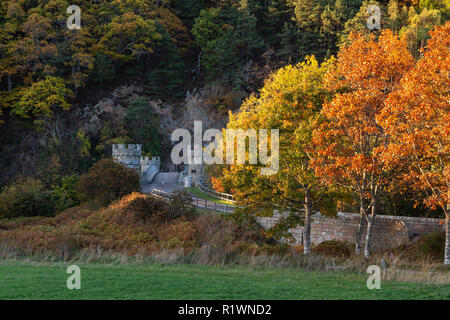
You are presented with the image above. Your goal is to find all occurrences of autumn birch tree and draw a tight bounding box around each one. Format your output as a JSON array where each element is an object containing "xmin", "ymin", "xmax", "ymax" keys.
[
  {"xmin": 222, "ymin": 56, "xmax": 336, "ymax": 254},
  {"xmin": 312, "ymin": 30, "xmax": 414, "ymax": 258}
]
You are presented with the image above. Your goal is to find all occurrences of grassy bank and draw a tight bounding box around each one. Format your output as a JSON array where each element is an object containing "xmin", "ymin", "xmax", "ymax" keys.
[
  {"xmin": 0, "ymin": 261, "xmax": 448, "ymax": 300},
  {"xmin": 186, "ymin": 187, "xmax": 234, "ymax": 205}
]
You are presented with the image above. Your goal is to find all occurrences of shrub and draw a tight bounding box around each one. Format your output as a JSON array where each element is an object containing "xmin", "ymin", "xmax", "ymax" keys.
[
  {"xmin": 51, "ymin": 174, "xmax": 80, "ymax": 212},
  {"xmin": 0, "ymin": 177, "xmax": 54, "ymax": 218},
  {"xmin": 162, "ymin": 220, "xmax": 196, "ymax": 249},
  {"xmin": 125, "ymin": 191, "xmax": 192, "ymax": 223},
  {"xmin": 125, "ymin": 195, "xmax": 170, "ymax": 223},
  {"xmin": 77, "ymin": 158, "xmax": 140, "ymax": 206},
  {"xmin": 313, "ymin": 240, "xmax": 351, "ymax": 258},
  {"xmin": 416, "ymin": 231, "xmax": 445, "ymax": 260},
  {"xmin": 0, "ymin": 193, "xmax": 274, "ymax": 259},
  {"xmin": 169, "ymin": 189, "xmax": 194, "ymax": 216}
]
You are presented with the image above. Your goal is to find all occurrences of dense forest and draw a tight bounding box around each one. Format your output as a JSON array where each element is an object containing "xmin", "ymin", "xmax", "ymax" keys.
[{"xmin": 0, "ymin": 0, "xmax": 448, "ymax": 217}]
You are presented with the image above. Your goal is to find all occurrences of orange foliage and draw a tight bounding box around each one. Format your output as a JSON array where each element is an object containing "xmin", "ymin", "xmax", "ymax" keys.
[
  {"xmin": 378, "ymin": 22, "xmax": 450, "ymax": 216},
  {"xmin": 312, "ymin": 31, "xmax": 414, "ymax": 199},
  {"xmin": 211, "ymin": 176, "xmax": 225, "ymax": 193},
  {"xmin": 312, "ymin": 31, "xmax": 415, "ymax": 257}
]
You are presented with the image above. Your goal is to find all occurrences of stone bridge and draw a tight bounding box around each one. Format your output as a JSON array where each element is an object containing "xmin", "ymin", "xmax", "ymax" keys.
[{"xmin": 141, "ymin": 172, "xmax": 182, "ymax": 194}]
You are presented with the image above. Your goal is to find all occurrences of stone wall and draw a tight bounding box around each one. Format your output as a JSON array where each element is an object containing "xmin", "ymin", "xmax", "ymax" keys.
[
  {"xmin": 112, "ymin": 144, "xmax": 161, "ymax": 183},
  {"xmin": 140, "ymin": 156, "xmax": 161, "ymax": 175},
  {"xmin": 257, "ymin": 212, "xmax": 445, "ymax": 252},
  {"xmin": 112, "ymin": 144, "xmax": 141, "ymax": 171}
]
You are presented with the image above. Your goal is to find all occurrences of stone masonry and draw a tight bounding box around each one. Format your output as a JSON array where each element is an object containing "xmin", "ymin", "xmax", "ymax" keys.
[
  {"xmin": 257, "ymin": 211, "xmax": 445, "ymax": 251},
  {"xmin": 112, "ymin": 144, "xmax": 160, "ymax": 183}
]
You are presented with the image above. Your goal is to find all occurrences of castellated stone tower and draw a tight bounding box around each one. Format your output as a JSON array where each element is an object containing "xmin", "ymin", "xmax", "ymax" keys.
[
  {"xmin": 112, "ymin": 144, "xmax": 142, "ymax": 172},
  {"xmin": 112, "ymin": 144, "xmax": 161, "ymax": 183},
  {"xmin": 140, "ymin": 156, "xmax": 160, "ymax": 176}
]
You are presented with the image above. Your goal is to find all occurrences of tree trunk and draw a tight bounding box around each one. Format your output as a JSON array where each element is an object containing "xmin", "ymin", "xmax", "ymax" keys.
[
  {"xmin": 445, "ymin": 196, "xmax": 449, "ymax": 265},
  {"xmin": 355, "ymin": 196, "xmax": 365, "ymax": 255},
  {"xmin": 355, "ymin": 215, "xmax": 364, "ymax": 255},
  {"xmin": 364, "ymin": 218, "xmax": 373, "ymax": 259},
  {"xmin": 445, "ymin": 215, "xmax": 449, "ymax": 265},
  {"xmin": 364, "ymin": 199, "xmax": 376, "ymax": 259},
  {"xmin": 7, "ymin": 74, "xmax": 12, "ymax": 91},
  {"xmin": 197, "ymin": 52, "xmax": 202, "ymax": 74},
  {"xmin": 303, "ymin": 191, "xmax": 312, "ymax": 255}
]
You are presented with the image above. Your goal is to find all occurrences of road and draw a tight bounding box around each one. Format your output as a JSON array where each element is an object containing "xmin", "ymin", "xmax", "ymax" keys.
[{"xmin": 141, "ymin": 172, "xmax": 182, "ymax": 194}]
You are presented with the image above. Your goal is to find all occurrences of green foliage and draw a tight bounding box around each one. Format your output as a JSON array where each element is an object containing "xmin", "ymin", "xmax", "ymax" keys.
[
  {"xmin": 416, "ymin": 232, "xmax": 445, "ymax": 260},
  {"xmin": 77, "ymin": 158, "xmax": 140, "ymax": 206},
  {"xmin": 51, "ymin": 174, "xmax": 80, "ymax": 212},
  {"xmin": 202, "ymin": 27, "xmax": 242, "ymax": 83},
  {"xmin": 171, "ymin": 0, "xmax": 206, "ymax": 29},
  {"xmin": 169, "ymin": 189, "xmax": 194, "ymax": 215},
  {"xmin": 192, "ymin": 8, "xmax": 223, "ymax": 49},
  {"xmin": 400, "ymin": 7, "xmax": 442, "ymax": 57},
  {"xmin": 94, "ymin": 119, "xmax": 130, "ymax": 158},
  {"xmin": 76, "ymin": 129, "xmax": 91, "ymax": 157},
  {"xmin": 124, "ymin": 98, "xmax": 162, "ymax": 156},
  {"xmin": 386, "ymin": 0, "xmax": 409, "ymax": 32},
  {"xmin": 91, "ymin": 53, "xmax": 116, "ymax": 88},
  {"xmin": 96, "ymin": 12, "xmax": 162, "ymax": 63},
  {"xmin": 0, "ymin": 177, "xmax": 54, "ymax": 218},
  {"xmin": 12, "ymin": 76, "xmax": 72, "ymax": 119},
  {"xmin": 144, "ymin": 25, "xmax": 185, "ymax": 98},
  {"xmin": 418, "ymin": 0, "xmax": 450, "ymax": 20},
  {"xmin": 338, "ymin": 0, "xmax": 383, "ymax": 48},
  {"xmin": 192, "ymin": 2, "xmax": 264, "ymax": 84},
  {"xmin": 223, "ymin": 55, "xmax": 337, "ymax": 238}
]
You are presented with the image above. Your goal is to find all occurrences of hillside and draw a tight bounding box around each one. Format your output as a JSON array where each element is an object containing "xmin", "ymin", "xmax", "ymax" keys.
[{"xmin": 1, "ymin": 0, "xmax": 448, "ymax": 186}]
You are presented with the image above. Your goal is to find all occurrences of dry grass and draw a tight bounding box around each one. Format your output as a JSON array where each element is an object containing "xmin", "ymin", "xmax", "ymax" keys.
[
  {"xmin": 0, "ymin": 193, "xmax": 448, "ymax": 284},
  {"xmin": 0, "ymin": 193, "xmax": 271, "ymax": 260}
]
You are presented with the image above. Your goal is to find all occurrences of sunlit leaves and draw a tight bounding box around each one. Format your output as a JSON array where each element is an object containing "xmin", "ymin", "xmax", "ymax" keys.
[
  {"xmin": 221, "ymin": 56, "xmax": 336, "ymax": 238},
  {"xmin": 97, "ymin": 12, "xmax": 162, "ymax": 62},
  {"xmin": 13, "ymin": 76, "xmax": 73, "ymax": 119},
  {"xmin": 379, "ymin": 22, "xmax": 450, "ymax": 215},
  {"xmin": 312, "ymin": 31, "xmax": 414, "ymax": 206}
]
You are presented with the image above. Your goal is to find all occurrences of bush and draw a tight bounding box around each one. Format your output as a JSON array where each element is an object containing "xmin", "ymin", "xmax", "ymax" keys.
[
  {"xmin": 313, "ymin": 240, "xmax": 351, "ymax": 258},
  {"xmin": 169, "ymin": 189, "xmax": 194, "ymax": 216},
  {"xmin": 0, "ymin": 192, "xmax": 277, "ymax": 259},
  {"xmin": 125, "ymin": 195, "xmax": 171, "ymax": 223},
  {"xmin": 77, "ymin": 158, "xmax": 140, "ymax": 206},
  {"xmin": 51, "ymin": 174, "xmax": 80, "ymax": 212},
  {"xmin": 0, "ymin": 177, "xmax": 54, "ymax": 218},
  {"xmin": 125, "ymin": 191, "xmax": 192, "ymax": 223},
  {"xmin": 417, "ymin": 232, "xmax": 445, "ymax": 260}
]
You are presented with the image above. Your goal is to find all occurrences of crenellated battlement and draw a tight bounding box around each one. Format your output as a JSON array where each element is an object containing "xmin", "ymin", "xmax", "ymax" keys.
[
  {"xmin": 112, "ymin": 144, "xmax": 142, "ymax": 160},
  {"xmin": 112, "ymin": 144, "xmax": 160, "ymax": 181},
  {"xmin": 140, "ymin": 156, "xmax": 160, "ymax": 176},
  {"xmin": 140, "ymin": 156, "xmax": 160, "ymax": 166},
  {"xmin": 112, "ymin": 144, "xmax": 142, "ymax": 171}
]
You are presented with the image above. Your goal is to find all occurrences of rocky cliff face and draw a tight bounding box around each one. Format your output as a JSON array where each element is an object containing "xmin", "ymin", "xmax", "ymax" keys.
[
  {"xmin": 79, "ymin": 83, "xmax": 241, "ymax": 136},
  {"xmin": 79, "ymin": 83, "xmax": 244, "ymax": 170}
]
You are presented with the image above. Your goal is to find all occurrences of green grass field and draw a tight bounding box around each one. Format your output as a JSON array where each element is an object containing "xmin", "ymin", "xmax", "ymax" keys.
[
  {"xmin": 186, "ymin": 187, "xmax": 234, "ymax": 205},
  {"xmin": 0, "ymin": 262, "xmax": 448, "ymax": 300}
]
